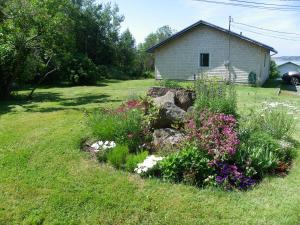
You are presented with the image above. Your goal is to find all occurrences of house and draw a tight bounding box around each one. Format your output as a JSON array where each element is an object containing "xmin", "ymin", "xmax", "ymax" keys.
[
  {"xmin": 277, "ymin": 61, "xmax": 300, "ymax": 76},
  {"xmin": 148, "ymin": 20, "xmax": 277, "ymax": 86}
]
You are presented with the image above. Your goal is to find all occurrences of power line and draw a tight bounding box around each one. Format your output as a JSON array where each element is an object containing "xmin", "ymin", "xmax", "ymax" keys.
[
  {"xmin": 229, "ymin": 0, "xmax": 300, "ymax": 8},
  {"xmin": 193, "ymin": 0, "xmax": 300, "ymax": 11},
  {"xmin": 232, "ymin": 25, "xmax": 300, "ymax": 41},
  {"xmin": 232, "ymin": 21, "xmax": 300, "ymax": 36}
]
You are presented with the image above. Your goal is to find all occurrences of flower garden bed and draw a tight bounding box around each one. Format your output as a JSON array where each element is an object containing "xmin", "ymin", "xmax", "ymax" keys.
[{"xmin": 83, "ymin": 79, "xmax": 297, "ymax": 190}]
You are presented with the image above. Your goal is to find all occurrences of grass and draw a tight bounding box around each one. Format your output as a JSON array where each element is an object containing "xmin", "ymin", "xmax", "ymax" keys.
[{"xmin": 0, "ymin": 79, "xmax": 300, "ymax": 224}]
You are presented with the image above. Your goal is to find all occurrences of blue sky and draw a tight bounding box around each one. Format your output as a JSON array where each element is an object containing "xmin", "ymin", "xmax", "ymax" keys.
[{"xmin": 99, "ymin": 0, "xmax": 300, "ymax": 56}]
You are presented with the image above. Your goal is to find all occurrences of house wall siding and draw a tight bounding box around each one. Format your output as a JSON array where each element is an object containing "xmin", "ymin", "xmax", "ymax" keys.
[{"xmin": 154, "ymin": 25, "xmax": 270, "ymax": 85}]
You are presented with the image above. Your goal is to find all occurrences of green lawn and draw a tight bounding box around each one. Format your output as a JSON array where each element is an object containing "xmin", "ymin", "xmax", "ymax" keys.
[{"xmin": 0, "ymin": 79, "xmax": 300, "ymax": 225}]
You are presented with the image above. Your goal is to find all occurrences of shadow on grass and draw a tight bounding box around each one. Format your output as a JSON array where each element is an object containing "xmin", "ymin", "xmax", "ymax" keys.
[
  {"xmin": 0, "ymin": 91, "xmax": 121, "ymax": 115},
  {"xmin": 263, "ymin": 79, "xmax": 282, "ymax": 88}
]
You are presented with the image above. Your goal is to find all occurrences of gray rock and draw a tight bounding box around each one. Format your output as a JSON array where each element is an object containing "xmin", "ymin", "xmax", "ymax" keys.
[
  {"xmin": 153, "ymin": 91, "xmax": 175, "ymax": 107},
  {"xmin": 175, "ymin": 89, "xmax": 195, "ymax": 111},
  {"xmin": 148, "ymin": 87, "xmax": 196, "ymax": 111},
  {"xmin": 152, "ymin": 102, "xmax": 187, "ymax": 128},
  {"xmin": 147, "ymin": 87, "xmax": 174, "ymax": 98},
  {"xmin": 153, "ymin": 128, "xmax": 184, "ymax": 150},
  {"xmin": 162, "ymin": 102, "xmax": 186, "ymax": 122}
]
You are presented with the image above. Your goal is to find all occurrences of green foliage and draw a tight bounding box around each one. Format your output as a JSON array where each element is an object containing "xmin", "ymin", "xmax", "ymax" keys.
[
  {"xmin": 89, "ymin": 109, "xmax": 145, "ymax": 153},
  {"xmin": 89, "ymin": 111, "xmax": 120, "ymax": 141},
  {"xmin": 261, "ymin": 108, "xmax": 296, "ymax": 139},
  {"xmin": 0, "ymin": 0, "xmax": 154, "ymax": 99},
  {"xmin": 237, "ymin": 131, "xmax": 280, "ymax": 177},
  {"xmin": 96, "ymin": 150, "xmax": 108, "ymax": 163},
  {"xmin": 125, "ymin": 151, "xmax": 148, "ymax": 172},
  {"xmin": 158, "ymin": 80, "xmax": 182, "ymax": 89},
  {"xmin": 137, "ymin": 25, "xmax": 175, "ymax": 72},
  {"xmin": 269, "ymin": 60, "xmax": 280, "ymax": 79},
  {"xmin": 244, "ymin": 131, "xmax": 280, "ymax": 151},
  {"xmin": 235, "ymin": 145, "xmax": 279, "ymax": 177},
  {"xmin": 194, "ymin": 77, "xmax": 237, "ymax": 116},
  {"xmin": 241, "ymin": 107, "xmax": 296, "ymax": 140},
  {"xmin": 159, "ymin": 145, "xmax": 213, "ymax": 186},
  {"xmin": 69, "ymin": 55, "xmax": 100, "ymax": 85},
  {"xmin": 107, "ymin": 145, "xmax": 129, "ymax": 169}
]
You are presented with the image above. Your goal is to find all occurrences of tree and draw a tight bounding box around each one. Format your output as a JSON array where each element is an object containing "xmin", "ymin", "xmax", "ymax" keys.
[
  {"xmin": 0, "ymin": 0, "xmax": 73, "ymax": 99},
  {"xmin": 269, "ymin": 60, "xmax": 280, "ymax": 79},
  {"xmin": 137, "ymin": 25, "xmax": 176, "ymax": 72}
]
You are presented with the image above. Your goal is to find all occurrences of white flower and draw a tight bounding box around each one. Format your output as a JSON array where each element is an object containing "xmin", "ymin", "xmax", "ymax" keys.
[
  {"xmin": 90, "ymin": 140, "xmax": 116, "ymax": 151},
  {"xmin": 134, "ymin": 155, "xmax": 164, "ymax": 174},
  {"xmin": 91, "ymin": 143, "xmax": 99, "ymax": 149}
]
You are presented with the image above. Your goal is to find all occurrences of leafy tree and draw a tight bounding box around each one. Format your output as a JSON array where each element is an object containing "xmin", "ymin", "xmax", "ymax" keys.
[
  {"xmin": 137, "ymin": 25, "xmax": 176, "ymax": 72},
  {"xmin": 269, "ymin": 60, "xmax": 280, "ymax": 79}
]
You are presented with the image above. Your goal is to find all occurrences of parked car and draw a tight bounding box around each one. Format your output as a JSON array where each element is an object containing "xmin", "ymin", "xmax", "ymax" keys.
[{"xmin": 282, "ymin": 71, "xmax": 300, "ymax": 85}]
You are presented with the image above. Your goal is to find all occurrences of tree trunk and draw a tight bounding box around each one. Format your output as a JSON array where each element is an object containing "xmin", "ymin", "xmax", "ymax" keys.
[{"xmin": 27, "ymin": 68, "xmax": 57, "ymax": 100}]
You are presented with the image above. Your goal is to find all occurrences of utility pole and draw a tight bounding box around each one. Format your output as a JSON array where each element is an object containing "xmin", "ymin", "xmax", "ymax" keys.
[{"xmin": 228, "ymin": 16, "xmax": 233, "ymax": 82}]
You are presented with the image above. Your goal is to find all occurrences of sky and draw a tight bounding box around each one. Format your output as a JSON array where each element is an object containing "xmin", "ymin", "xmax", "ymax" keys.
[{"xmin": 99, "ymin": 0, "xmax": 300, "ymax": 56}]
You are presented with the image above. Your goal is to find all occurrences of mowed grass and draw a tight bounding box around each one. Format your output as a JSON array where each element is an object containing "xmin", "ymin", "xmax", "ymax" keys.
[{"xmin": 0, "ymin": 79, "xmax": 300, "ymax": 225}]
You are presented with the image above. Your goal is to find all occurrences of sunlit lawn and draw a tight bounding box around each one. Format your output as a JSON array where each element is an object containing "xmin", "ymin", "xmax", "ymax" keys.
[{"xmin": 0, "ymin": 79, "xmax": 299, "ymax": 224}]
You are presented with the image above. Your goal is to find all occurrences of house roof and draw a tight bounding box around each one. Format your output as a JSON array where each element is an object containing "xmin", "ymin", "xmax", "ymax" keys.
[
  {"xmin": 147, "ymin": 20, "xmax": 277, "ymax": 54},
  {"xmin": 277, "ymin": 61, "xmax": 300, "ymax": 67}
]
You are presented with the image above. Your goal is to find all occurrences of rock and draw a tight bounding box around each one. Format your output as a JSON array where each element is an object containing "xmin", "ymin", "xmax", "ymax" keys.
[
  {"xmin": 187, "ymin": 106, "xmax": 195, "ymax": 114},
  {"xmin": 148, "ymin": 87, "xmax": 196, "ymax": 111},
  {"xmin": 153, "ymin": 102, "xmax": 186, "ymax": 128},
  {"xmin": 153, "ymin": 128, "xmax": 184, "ymax": 150},
  {"xmin": 162, "ymin": 102, "xmax": 186, "ymax": 122},
  {"xmin": 147, "ymin": 87, "xmax": 174, "ymax": 98},
  {"xmin": 153, "ymin": 91, "xmax": 175, "ymax": 107},
  {"xmin": 175, "ymin": 89, "xmax": 196, "ymax": 111}
]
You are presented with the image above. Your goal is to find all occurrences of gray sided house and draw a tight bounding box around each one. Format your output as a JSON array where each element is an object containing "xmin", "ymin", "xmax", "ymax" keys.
[
  {"xmin": 277, "ymin": 62, "xmax": 300, "ymax": 76},
  {"xmin": 148, "ymin": 20, "xmax": 277, "ymax": 86}
]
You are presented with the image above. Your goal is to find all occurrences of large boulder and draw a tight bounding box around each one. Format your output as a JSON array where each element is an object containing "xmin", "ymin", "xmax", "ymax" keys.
[
  {"xmin": 148, "ymin": 86, "xmax": 196, "ymax": 111},
  {"xmin": 175, "ymin": 89, "xmax": 196, "ymax": 111},
  {"xmin": 153, "ymin": 128, "xmax": 184, "ymax": 150},
  {"xmin": 153, "ymin": 91, "xmax": 175, "ymax": 107},
  {"xmin": 147, "ymin": 87, "xmax": 173, "ymax": 98},
  {"xmin": 153, "ymin": 102, "xmax": 186, "ymax": 128},
  {"xmin": 162, "ymin": 102, "xmax": 186, "ymax": 122}
]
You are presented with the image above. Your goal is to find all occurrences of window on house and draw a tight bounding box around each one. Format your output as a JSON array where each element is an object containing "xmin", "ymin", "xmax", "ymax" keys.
[
  {"xmin": 264, "ymin": 54, "xmax": 267, "ymax": 67},
  {"xmin": 200, "ymin": 53, "xmax": 209, "ymax": 67}
]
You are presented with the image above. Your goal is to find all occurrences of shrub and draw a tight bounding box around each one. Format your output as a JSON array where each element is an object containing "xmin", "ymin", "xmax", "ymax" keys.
[
  {"xmin": 187, "ymin": 111, "xmax": 239, "ymax": 160},
  {"xmin": 159, "ymin": 79, "xmax": 182, "ymax": 89},
  {"xmin": 125, "ymin": 151, "xmax": 148, "ymax": 172},
  {"xmin": 194, "ymin": 77, "xmax": 237, "ymax": 116},
  {"xmin": 107, "ymin": 145, "xmax": 129, "ymax": 169},
  {"xmin": 159, "ymin": 145, "xmax": 213, "ymax": 186},
  {"xmin": 116, "ymin": 109, "xmax": 147, "ymax": 152},
  {"xmin": 89, "ymin": 108, "xmax": 147, "ymax": 153},
  {"xmin": 259, "ymin": 107, "xmax": 295, "ymax": 139},
  {"xmin": 244, "ymin": 131, "xmax": 280, "ymax": 152},
  {"xmin": 269, "ymin": 60, "xmax": 280, "ymax": 79},
  {"xmin": 235, "ymin": 146, "xmax": 279, "ymax": 177},
  {"xmin": 241, "ymin": 105, "xmax": 296, "ymax": 140},
  {"xmin": 69, "ymin": 55, "xmax": 100, "ymax": 85},
  {"xmin": 209, "ymin": 161, "xmax": 257, "ymax": 190},
  {"xmin": 89, "ymin": 111, "xmax": 120, "ymax": 141},
  {"xmin": 97, "ymin": 150, "xmax": 108, "ymax": 163}
]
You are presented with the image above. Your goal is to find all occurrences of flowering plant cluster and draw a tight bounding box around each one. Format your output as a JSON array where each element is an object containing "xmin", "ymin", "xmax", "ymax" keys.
[
  {"xmin": 134, "ymin": 155, "xmax": 164, "ymax": 174},
  {"xmin": 116, "ymin": 100, "xmax": 145, "ymax": 113},
  {"xmin": 209, "ymin": 161, "xmax": 256, "ymax": 190},
  {"xmin": 187, "ymin": 111, "xmax": 239, "ymax": 159}
]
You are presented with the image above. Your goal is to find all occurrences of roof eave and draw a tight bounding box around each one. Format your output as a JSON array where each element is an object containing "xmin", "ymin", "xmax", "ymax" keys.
[{"xmin": 147, "ymin": 20, "xmax": 277, "ymax": 54}]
